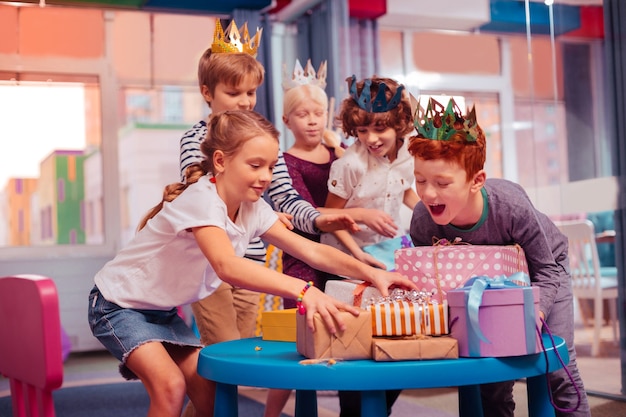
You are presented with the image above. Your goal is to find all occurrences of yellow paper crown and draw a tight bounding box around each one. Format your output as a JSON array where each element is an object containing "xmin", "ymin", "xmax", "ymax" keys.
[
  {"xmin": 211, "ymin": 19, "xmax": 263, "ymax": 58},
  {"xmin": 282, "ymin": 59, "xmax": 328, "ymax": 91}
]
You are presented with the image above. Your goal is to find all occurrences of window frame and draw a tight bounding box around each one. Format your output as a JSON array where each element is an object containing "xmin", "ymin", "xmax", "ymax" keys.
[{"xmin": 0, "ymin": 52, "xmax": 121, "ymax": 260}]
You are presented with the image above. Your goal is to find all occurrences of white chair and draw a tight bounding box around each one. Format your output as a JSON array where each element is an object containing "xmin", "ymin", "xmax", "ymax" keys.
[{"xmin": 555, "ymin": 219, "xmax": 618, "ymax": 356}]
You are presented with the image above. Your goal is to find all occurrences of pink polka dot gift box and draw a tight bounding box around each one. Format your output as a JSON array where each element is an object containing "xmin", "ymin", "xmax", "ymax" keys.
[{"xmin": 394, "ymin": 242, "xmax": 529, "ymax": 301}]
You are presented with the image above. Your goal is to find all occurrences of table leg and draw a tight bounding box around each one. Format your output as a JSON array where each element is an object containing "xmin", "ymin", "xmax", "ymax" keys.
[
  {"xmin": 295, "ymin": 390, "xmax": 317, "ymax": 417},
  {"xmin": 214, "ymin": 382, "xmax": 238, "ymax": 417},
  {"xmin": 360, "ymin": 390, "xmax": 387, "ymax": 417},
  {"xmin": 458, "ymin": 385, "xmax": 484, "ymax": 417},
  {"xmin": 527, "ymin": 375, "xmax": 556, "ymax": 417}
]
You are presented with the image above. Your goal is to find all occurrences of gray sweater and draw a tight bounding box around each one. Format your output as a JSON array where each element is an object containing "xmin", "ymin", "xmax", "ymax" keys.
[{"xmin": 409, "ymin": 178, "xmax": 570, "ymax": 317}]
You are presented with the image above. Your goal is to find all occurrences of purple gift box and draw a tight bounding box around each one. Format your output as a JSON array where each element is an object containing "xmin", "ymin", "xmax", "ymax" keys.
[{"xmin": 448, "ymin": 281, "xmax": 541, "ymax": 357}]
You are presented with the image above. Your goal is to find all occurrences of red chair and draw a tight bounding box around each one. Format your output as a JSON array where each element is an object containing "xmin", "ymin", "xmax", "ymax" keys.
[{"xmin": 0, "ymin": 275, "xmax": 64, "ymax": 417}]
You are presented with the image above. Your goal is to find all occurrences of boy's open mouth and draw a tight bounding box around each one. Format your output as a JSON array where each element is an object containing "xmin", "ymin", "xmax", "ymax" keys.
[{"xmin": 429, "ymin": 204, "xmax": 445, "ymax": 215}]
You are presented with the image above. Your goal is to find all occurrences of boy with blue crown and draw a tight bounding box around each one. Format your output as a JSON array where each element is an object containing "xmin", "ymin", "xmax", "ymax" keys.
[
  {"xmin": 323, "ymin": 75, "xmax": 419, "ymax": 268},
  {"xmin": 323, "ymin": 75, "xmax": 420, "ymax": 417},
  {"xmin": 408, "ymin": 97, "xmax": 590, "ymax": 416}
]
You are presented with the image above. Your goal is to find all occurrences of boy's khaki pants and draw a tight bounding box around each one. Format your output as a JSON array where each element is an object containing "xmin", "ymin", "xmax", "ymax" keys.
[{"xmin": 191, "ymin": 281, "xmax": 260, "ymax": 345}]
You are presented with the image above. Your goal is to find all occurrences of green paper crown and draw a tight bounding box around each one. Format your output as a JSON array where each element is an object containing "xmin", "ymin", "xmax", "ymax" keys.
[
  {"xmin": 413, "ymin": 97, "xmax": 479, "ymax": 142},
  {"xmin": 347, "ymin": 75, "xmax": 405, "ymax": 113}
]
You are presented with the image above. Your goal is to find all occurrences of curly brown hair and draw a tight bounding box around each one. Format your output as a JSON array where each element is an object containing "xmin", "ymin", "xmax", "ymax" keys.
[{"xmin": 339, "ymin": 76, "xmax": 413, "ymax": 139}]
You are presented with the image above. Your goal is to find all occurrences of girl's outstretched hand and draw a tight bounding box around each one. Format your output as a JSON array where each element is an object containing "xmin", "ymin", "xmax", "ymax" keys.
[
  {"xmin": 301, "ymin": 287, "xmax": 361, "ymax": 334},
  {"xmin": 367, "ymin": 269, "xmax": 418, "ymax": 298}
]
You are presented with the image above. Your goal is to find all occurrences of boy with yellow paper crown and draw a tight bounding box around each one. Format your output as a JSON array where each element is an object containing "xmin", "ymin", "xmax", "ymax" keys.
[
  {"xmin": 408, "ymin": 97, "xmax": 589, "ymax": 416},
  {"xmin": 179, "ymin": 19, "xmax": 359, "ymax": 348},
  {"xmin": 179, "ymin": 19, "xmax": 361, "ymax": 417}
]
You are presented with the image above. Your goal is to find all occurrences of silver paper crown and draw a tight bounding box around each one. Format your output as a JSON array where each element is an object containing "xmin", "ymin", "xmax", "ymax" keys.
[{"xmin": 282, "ymin": 59, "xmax": 328, "ymax": 91}]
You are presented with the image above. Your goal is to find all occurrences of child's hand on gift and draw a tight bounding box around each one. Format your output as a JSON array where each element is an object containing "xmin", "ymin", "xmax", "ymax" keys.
[
  {"xmin": 367, "ymin": 269, "xmax": 418, "ymax": 297},
  {"xmin": 301, "ymin": 287, "xmax": 361, "ymax": 334}
]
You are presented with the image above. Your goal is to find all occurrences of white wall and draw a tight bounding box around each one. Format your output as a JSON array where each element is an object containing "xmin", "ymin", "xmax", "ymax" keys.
[
  {"xmin": 527, "ymin": 176, "xmax": 618, "ymax": 216},
  {"xmin": 118, "ymin": 125, "xmax": 186, "ymax": 245}
]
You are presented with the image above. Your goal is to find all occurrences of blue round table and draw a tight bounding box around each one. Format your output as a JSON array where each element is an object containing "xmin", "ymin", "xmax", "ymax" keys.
[{"xmin": 197, "ymin": 335, "xmax": 568, "ymax": 417}]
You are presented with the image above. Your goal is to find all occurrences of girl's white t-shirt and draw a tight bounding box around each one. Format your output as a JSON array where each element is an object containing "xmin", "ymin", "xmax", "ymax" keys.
[
  {"xmin": 322, "ymin": 139, "xmax": 414, "ymax": 251},
  {"xmin": 95, "ymin": 175, "xmax": 278, "ymax": 310}
]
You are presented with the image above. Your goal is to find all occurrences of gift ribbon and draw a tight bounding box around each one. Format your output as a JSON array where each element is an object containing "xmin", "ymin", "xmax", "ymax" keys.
[
  {"xmin": 352, "ymin": 281, "xmax": 372, "ymax": 307},
  {"xmin": 431, "ymin": 236, "xmax": 466, "ymax": 246},
  {"xmin": 430, "ymin": 236, "xmax": 470, "ymax": 303},
  {"xmin": 462, "ymin": 272, "xmax": 535, "ymax": 356},
  {"xmin": 511, "ymin": 243, "xmax": 527, "ymax": 273}
]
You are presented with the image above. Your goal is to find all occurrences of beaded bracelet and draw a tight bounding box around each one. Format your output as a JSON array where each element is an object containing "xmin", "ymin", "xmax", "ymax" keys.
[{"xmin": 296, "ymin": 281, "xmax": 314, "ymax": 315}]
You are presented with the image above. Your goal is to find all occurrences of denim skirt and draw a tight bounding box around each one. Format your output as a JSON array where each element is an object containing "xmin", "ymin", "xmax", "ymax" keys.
[{"xmin": 88, "ymin": 285, "xmax": 202, "ymax": 379}]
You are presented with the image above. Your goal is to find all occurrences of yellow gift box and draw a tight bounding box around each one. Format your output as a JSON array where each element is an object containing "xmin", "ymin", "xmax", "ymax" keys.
[
  {"xmin": 370, "ymin": 301, "xmax": 449, "ymax": 337},
  {"xmin": 261, "ymin": 308, "xmax": 297, "ymax": 342}
]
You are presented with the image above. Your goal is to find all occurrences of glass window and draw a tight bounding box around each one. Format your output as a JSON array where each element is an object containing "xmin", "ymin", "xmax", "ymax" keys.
[
  {"xmin": 379, "ymin": 1, "xmax": 619, "ymax": 397},
  {"xmin": 0, "ymin": 78, "xmax": 101, "ymax": 247}
]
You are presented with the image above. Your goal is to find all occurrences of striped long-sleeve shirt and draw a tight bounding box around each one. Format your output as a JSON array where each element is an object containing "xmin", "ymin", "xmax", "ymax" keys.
[{"xmin": 179, "ymin": 120, "xmax": 321, "ymax": 261}]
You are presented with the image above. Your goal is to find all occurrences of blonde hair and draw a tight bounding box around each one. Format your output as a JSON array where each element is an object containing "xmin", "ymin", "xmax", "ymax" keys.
[
  {"xmin": 282, "ymin": 84, "xmax": 328, "ymax": 117},
  {"xmin": 137, "ymin": 110, "xmax": 279, "ymax": 230},
  {"xmin": 197, "ymin": 50, "xmax": 265, "ymax": 98}
]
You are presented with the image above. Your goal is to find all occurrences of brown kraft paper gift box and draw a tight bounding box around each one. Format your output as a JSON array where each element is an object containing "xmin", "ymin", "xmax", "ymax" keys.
[
  {"xmin": 296, "ymin": 310, "xmax": 372, "ymax": 360},
  {"xmin": 372, "ymin": 335, "xmax": 459, "ymax": 361}
]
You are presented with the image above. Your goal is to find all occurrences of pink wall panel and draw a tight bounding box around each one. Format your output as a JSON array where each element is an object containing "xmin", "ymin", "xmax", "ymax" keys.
[
  {"xmin": 379, "ymin": 30, "xmax": 404, "ymax": 76},
  {"xmin": 153, "ymin": 14, "xmax": 215, "ymax": 85},
  {"xmin": 19, "ymin": 7, "xmax": 103, "ymax": 58},
  {"xmin": 112, "ymin": 11, "xmax": 151, "ymax": 83},
  {"xmin": 411, "ymin": 32, "xmax": 500, "ymax": 75},
  {"xmin": 510, "ymin": 36, "xmax": 563, "ymax": 100},
  {"xmin": 0, "ymin": 6, "xmax": 18, "ymax": 54}
]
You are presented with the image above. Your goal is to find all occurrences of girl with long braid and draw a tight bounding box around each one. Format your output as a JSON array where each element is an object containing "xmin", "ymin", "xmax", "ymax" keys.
[{"xmin": 88, "ymin": 109, "xmax": 416, "ymax": 417}]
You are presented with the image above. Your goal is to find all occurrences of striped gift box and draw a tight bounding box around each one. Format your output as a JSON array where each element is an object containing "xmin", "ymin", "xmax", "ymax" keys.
[{"xmin": 370, "ymin": 301, "xmax": 449, "ymax": 337}]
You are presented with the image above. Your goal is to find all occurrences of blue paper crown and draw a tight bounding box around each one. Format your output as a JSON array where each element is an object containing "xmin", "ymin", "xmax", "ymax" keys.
[{"xmin": 347, "ymin": 75, "xmax": 405, "ymax": 113}]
